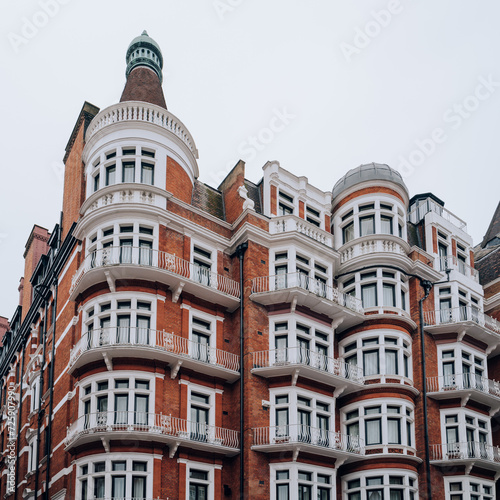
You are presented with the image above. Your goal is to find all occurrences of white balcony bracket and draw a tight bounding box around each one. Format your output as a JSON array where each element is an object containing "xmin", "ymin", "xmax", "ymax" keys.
[
  {"xmin": 104, "ymin": 271, "xmax": 116, "ymax": 293},
  {"xmin": 101, "ymin": 437, "xmax": 110, "ymax": 453},
  {"xmin": 465, "ymin": 462, "xmax": 474, "ymax": 475},
  {"xmin": 334, "ymin": 386, "xmax": 346, "ymax": 398},
  {"xmin": 331, "ymin": 317, "xmax": 344, "ymax": 331},
  {"xmin": 457, "ymin": 329, "xmax": 466, "ymax": 343},
  {"xmin": 487, "ymin": 343, "xmax": 499, "ymax": 356},
  {"xmin": 169, "ymin": 441, "xmax": 180, "ymax": 459},
  {"xmin": 102, "ymin": 353, "xmax": 113, "ymax": 371},
  {"xmin": 292, "ymin": 447, "xmax": 300, "ymax": 462},
  {"xmin": 291, "ymin": 296, "xmax": 298, "ymax": 313},
  {"xmin": 172, "ymin": 282, "xmax": 185, "ymax": 303},
  {"xmin": 460, "ymin": 394, "xmax": 471, "ymax": 407},
  {"xmin": 171, "ymin": 360, "xmax": 183, "ymax": 379},
  {"xmin": 489, "ymin": 405, "xmax": 500, "ymax": 417},
  {"xmin": 495, "ymin": 470, "xmax": 500, "ymax": 481},
  {"xmin": 335, "ymin": 458, "xmax": 347, "ymax": 468},
  {"xmin": 291, "ymin": 369, "xmax": 300, "ymax": 386}
]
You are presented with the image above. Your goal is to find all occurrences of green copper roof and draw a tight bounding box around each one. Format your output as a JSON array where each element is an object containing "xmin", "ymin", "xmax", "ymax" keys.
[{"xmin": 126, "ymin": 30, "xmax": 164, "ymax": 83}]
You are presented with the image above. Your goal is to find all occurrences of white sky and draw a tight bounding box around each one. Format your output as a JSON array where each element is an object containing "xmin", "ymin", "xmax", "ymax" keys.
[{"xmin": 1, "ymin": 0, "xmax": 499, "ymax": 320}]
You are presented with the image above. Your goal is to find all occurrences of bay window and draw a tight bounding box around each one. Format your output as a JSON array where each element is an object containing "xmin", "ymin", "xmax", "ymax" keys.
[
  {"xmin": 344, "ymin": 471, "xmax": 418, "ymax": 500},
  {"xmin": 271, "ymin": 464, "xmax": 334, "ymax": 500}
]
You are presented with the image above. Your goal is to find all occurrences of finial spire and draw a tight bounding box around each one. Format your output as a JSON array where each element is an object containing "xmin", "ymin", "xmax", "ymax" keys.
[{"xmin": 120, "ymin": 31, "xmax": 167, "ymax": 109}]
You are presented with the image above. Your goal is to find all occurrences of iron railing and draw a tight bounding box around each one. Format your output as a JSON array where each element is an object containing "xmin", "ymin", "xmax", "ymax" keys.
[
  {"xmin": 430, "ymin": 442, "xmax": 500, "ymax": 463},
  {"xmin": 427, "ymin": 373, "xmax": 500, "ymax": 397},
  {"xmin": 69, "ymin": 327, "xmax": 239, "ymax": 372},
  {"xmin": 251, "ymin": 272, "xmax": 363, "ymax": 313},
  {"xmin": 252, "ymin": 424, "xmax": 364, "ymax": 454},
  {"xmin": 252, "ymin": 347, "xmax": 363, "ymax": 384},
  {"xmin": 438, "ymin": 256, "xmax": 478, "ymax": 282},
  {"xmin": 423, "ymin": 307, "xmax": 500, "ymax": 334},
  {"xmin": 65, "ymin": 411, "xmax": 239, "ymax": 449},
  {"xmin": 70, "ymin": 246, "xmax": 239, "ymax": 298}
]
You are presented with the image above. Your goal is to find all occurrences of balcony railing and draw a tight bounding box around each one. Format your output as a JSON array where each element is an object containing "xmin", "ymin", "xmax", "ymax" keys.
[
  {"xmin": 339, "ymin": 236, "xmax": 408, "ymax": 265},
  {"xmin": 424, "ymin": 307, "xmax": 500, "ymax": 334},
  {"xmin": 269, "ymin": 215, "xmax": 333, "ymax": 247},
  {"xmin": 431, "ymin": 442, "xmax": 500, "ymax": 464},
  {"xmin": 438, "ymin": 256, "xmax": 479, "ymax": 282},
  {"xmin": 252, "ymin": 424, "xmax": 364, "ymax": 454},
  {"xmin": 251, "ymin": 272, "xmax": 363, "ymax": 314},
  {"xmin": 65, "ymin": 411, "xmax": 239, "ymax": 449},
  {"xmin": 252, "ymin": 347, "xmax": 363, "ymax": 384},
  {"xmin": 69, "ymin": 327, "xmax": 239, "ymax": 372},
  {"xmin": 427, "ymin": 373, "xmax": 500, "ymax": 398},
  {"xmin": 86, "ymin": 101, "xmax": 198, "ymax": 157},
  {"xmin": 408, "ymin": 198, "xmax": 467, "ymax": 231},
  {"xmin": 70, "ymin": 246, "xmax": 239, "ymax": 298}
]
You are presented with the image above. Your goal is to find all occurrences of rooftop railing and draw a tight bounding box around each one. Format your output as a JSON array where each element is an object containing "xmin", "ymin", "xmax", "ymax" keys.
[
  {"xmin": 69, "ymin": 327, "xmax": 239, "ymax": 372},
  {"xmin": 251, "ymin": 272, "xmax": 363, "ymax": 314},
  {"xmin": 86, "ymin": 102, "xmax": 198, "ymax": 157},
  {"xmin": 408, "ymin": 198, "xmax": 467, "ymax": 231},
  {"xmin": 70, "ymin": 246, "xmax": 240, "ymax": 299}
]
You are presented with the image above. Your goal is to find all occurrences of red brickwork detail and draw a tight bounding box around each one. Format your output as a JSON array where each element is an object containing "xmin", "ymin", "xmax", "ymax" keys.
[
  {"xmin": 270, "ymin": 184, "xmax": 277, "ymax": 215},
  {"xmin": 166, "ymin": 156, "xmax": 193, "ymax": 203}
]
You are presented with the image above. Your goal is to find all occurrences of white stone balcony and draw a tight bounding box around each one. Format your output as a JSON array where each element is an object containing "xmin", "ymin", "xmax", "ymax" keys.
[
  {"xmin": 252, "ymin": 424, "xmax": 364, "ymax": 462},
  {"xmin": 427, "ymin": 374, "xmax": 500, "ymax": 413},
  {"xmin": 250, "ymin": 272, "xmax": 364, "ymax": 329},
  {"xmin": 85, "ymin": 101, "xmax": 198, "ymax": 158},
  {"xmin": 80, "ymin": 184, "xmax": 168, "ymax": 216},
  {"xmin": 338, "ymin": 235, "xmax": 410, "ymax": 268},
  {"xmin": 65, "ymin": 412, "xmax": 239, "ymax": 456},
  {"xmin": 70, "ymin": 246, "xmax": 240, "ymax": 311},
  {"xmin": 437, "ymin": 256, "xmax": 479, "ymax": 283},
  {"xmin": 251, "ymin": 347, "xmax": 363, "ymax": 394},
  {"xmin": 430, "ymin": 442, "xmax": 500, "ymax": 472},
  {"xmin": 423, "ymin": 307, "xmax": 500, "ymax": 352},
  {"xmin": 69, "ymin": 327, "xmax": 240, "ymax": 382},
  {"xmin": 269, "ymin": 215, "xmax": 333, "ymax": 247}
]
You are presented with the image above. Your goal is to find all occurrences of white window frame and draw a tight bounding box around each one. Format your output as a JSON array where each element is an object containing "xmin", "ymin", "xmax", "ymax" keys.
[
  {"xmin": 443, "ymin": 476, "xmax": 494, "ymax": 500},
  {"xmin": 270, "ymin": 462, "xmax": 335, "ymax": 500},
  {"xmin": 440, "ymin": 408, "xmax": 492, "ymax": 448},
  {"xmin": 189, "ymin": 308, "xmax": 218, "ymax": 361},
  {"xmin": 181, "ymin": 459, "xmax": 220, "ymax": 500},
  {"xmin": 79, "ymin": 371, "xmax": 155, "ymax": 424},
  {"xmin": 342, "ymin": 398, "xmax": 415, "ymax": 454},
  {"xmin": 75, "ymin": 452, "xmax": 154, "ymax": 500},
  {"xmin": 340, "ymin": 329, "xmax": 412, "ymax": 383},
  {"xmin": 342, "ymin": 468, "xmax": 418, "ymax": 500},
  {"xmin": 82, "ymin": 292, "xmax": 156, "ymax": 346}
]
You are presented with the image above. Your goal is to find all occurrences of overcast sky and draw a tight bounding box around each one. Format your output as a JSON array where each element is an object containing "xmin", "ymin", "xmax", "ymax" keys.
[{"xmin": 1, "ymin": 1, "xmax": 499, "ymax": 320}]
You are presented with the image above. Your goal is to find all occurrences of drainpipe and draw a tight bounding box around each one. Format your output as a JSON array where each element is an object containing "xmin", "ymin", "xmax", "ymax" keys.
[
  {"xmin": 419, "ymin": 279, "xmax": 433, "ymax": 500},
  {"xmin": 34, "ymin": 293, "xmax": 49, "ymax": 500},
  {"xmin": 235, "ymin": 242, "xmax": 248, "ymax": 500},
  {"xmin": 45, "ymin": 279, "xmax": 58, "ymax": 500},
  {"xmin": 13, "ymin": 341, "xmax": 26, "ymax": 500}
]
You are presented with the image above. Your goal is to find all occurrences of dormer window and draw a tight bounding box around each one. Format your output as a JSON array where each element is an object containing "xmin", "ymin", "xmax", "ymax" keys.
[
  {"xmin": 279, "ymin": 191, "xmax": 294, "ymax": 216},
  {"xmin": 306, "ymin": 206, "xmax": 321, "ymax": 227}
]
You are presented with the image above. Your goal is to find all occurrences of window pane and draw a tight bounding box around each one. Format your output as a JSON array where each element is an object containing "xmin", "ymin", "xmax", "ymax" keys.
[
  {"xmin": 362, "ymin": 284, "xmax": 378, "ymax": 308},
  {"xmin": 388, "ymin": 418, "xmax": 401, "ymax": 444},
  {"xmin": 366, "ymin": 419, "xmax": 381, "ymax": 445},
  {"xmin": 360, "ymin": 216, "xmax": 375, "ymax": 236},
  {"xmin": 364, "ymin": 350, "xmax": 379, "ymax": 376},
  {"xmin": 141, "ymin": 163, "xmax": 154, "ymax": 184},
  {"xmin": 386, "ymin": 350, "xmax": 398, "ymax": 374},
  {"xmin": 383, "ymin": 284, "xmax": 396, "ymax": 307}
]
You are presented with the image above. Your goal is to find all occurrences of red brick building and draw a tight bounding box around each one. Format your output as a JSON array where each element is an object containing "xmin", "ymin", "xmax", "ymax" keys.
[{"xmin": 1, "ymin": 31, "xmax": 500, "ymax": 500}]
